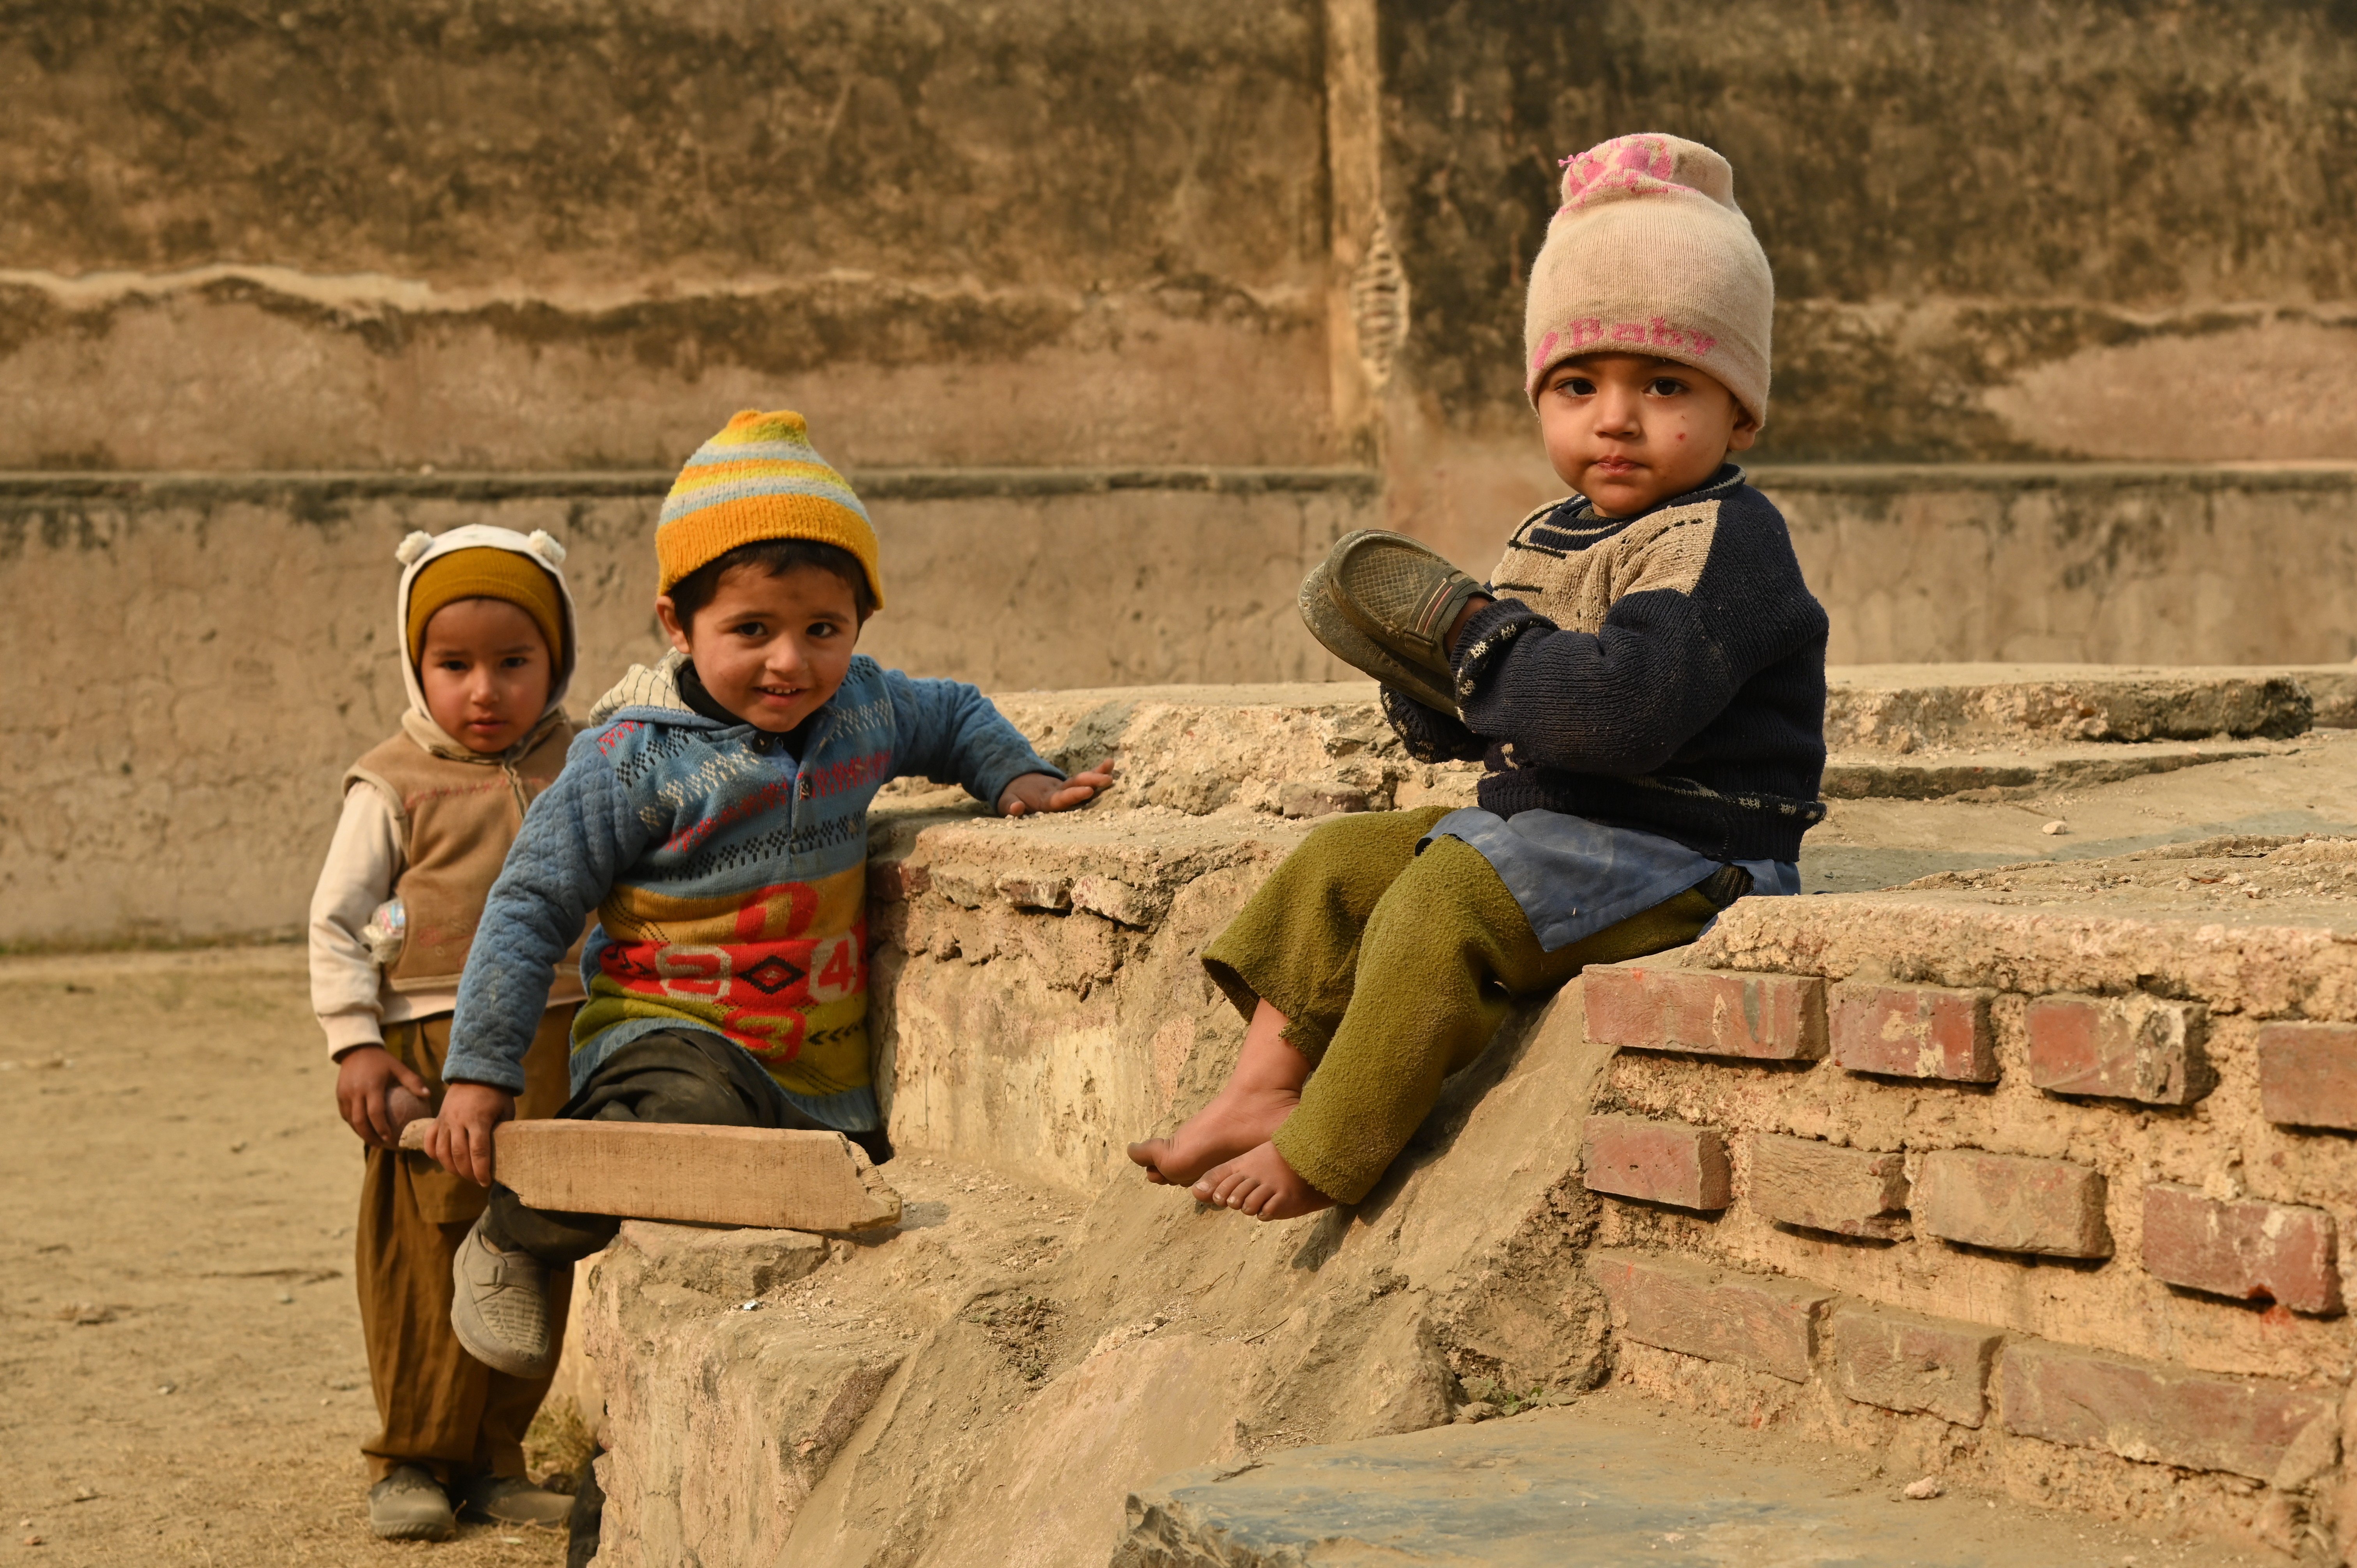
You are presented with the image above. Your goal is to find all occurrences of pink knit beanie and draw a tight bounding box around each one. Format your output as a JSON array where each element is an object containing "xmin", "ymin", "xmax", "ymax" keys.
[{"xmin": 1523, "ymin": 133, "xmax": 1774, "ymax": 427}]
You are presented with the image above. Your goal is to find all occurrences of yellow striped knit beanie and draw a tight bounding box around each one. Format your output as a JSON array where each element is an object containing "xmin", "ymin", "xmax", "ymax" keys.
[{"xmin": 656, "ymin": 410, "xmax": 884, "ymax": 607}]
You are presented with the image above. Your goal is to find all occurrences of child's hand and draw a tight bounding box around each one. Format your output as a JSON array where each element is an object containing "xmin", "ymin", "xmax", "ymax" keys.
[
  {"xmin": 998, "ymin": 761, "xmax": 1115, "ymax": 817},
  {"xmin": 426, "ymin": 1082, "xmax": 516, "ymax": 1186},
  {"xmin": 334, "ymin": 1045, "xmax": 435, "ymax": 1150}
]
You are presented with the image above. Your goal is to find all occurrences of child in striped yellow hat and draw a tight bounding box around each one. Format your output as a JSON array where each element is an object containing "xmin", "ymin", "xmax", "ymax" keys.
[{"xmin": 421, "ymin": 410, "xmax": 1113, "ymax": 1384}]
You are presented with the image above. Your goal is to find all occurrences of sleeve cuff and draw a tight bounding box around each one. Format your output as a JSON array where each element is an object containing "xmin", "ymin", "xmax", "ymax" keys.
[
  {"xmin": 1450, "ymin": 598, "xmax": 1553, "ymax": 703},
  {"xmin": 321, "ymin": 1013, "xmax": 384, "ymax": 1058},
  {"xmin": 1379, "ymin": 685, "xmax": 1483, "ymax": 764}
]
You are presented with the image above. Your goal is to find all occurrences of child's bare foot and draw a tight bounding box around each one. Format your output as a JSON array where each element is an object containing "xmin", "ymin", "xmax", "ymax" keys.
[
  {"xmin": 1191, "ymin": 1141, "xmax": 1332, "ymax": 1221},
  {"xmin": 1128, "ymin": 998, "xmax": 1309, "ymax": 1187},
  {"xmin": 1127, "ymin": 1080, "xmax": 1300, "ymax": 1187}
]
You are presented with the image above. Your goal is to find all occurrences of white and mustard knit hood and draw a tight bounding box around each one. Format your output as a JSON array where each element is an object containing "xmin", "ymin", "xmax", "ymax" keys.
[
  {"xmin": 390, "ymin": 524, "xmax": 579, "ymax": 760},
  {"xmin": 1523, "ymin": 133, "xmax": 1775, "ymax": 427}
]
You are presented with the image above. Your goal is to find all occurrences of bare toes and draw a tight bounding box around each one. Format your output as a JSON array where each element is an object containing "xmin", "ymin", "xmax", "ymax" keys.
[{"xmin": 1193, "ymin": 1166, "xmax": 1239, "ymax": 1205}]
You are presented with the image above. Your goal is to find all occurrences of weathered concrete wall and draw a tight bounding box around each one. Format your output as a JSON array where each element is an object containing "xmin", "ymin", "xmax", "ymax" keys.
[
  {"xmin": 14, "ymin": 1, "xmax": 2357, "ymax": 484},
  {"xmin": 1371, "ymin": 0, "xmax": 2357, "ymax": 556},
  {"xmin": 16, "ymin": 5, "xmax": 2357, "ymax": 943},
  {"xmin": 0, "ymin": 484, "xmax": 1364, "ymax": 947},
  {"xmin": 1773, "ymin": 466, "xmax": 2357, "ymax": 667},
  {"xmin": 0, "ymin": 0, "xmax": 1336, "ymax": 470}
]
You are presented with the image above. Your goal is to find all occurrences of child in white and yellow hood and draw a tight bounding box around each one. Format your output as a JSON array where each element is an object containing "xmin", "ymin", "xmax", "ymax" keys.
[{"xmin": 305, "ymin": 524, "xmax": 585, "ymax": 1541}]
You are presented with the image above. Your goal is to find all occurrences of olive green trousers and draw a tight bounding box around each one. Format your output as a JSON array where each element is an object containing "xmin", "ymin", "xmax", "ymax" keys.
[{"xmin": 1201, "ymin": 806, "xmax": 1719, "ymax": 1205}]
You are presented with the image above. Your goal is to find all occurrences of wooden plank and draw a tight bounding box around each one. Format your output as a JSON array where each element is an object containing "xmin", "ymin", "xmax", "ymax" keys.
[{"xmin": 398, "ymin": 1118, "xmax": 903, "ymax": 1232}]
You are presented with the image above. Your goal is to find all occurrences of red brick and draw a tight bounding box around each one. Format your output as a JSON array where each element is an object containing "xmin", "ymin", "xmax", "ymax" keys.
[
  {"xmin": 1829, "ymin": 1303, "xmax": 2001, "ymax": 1427},
  {"xmin": 1584, "ymin": 963, "xmax": 1827, "ymax": 1060},
  {"xmin": 1748, "ymin": 1134, "xmax": 1910, "ymax": 1239},
  {"xmin": 1581, "ymin": 1116, "xmax": 1731, "ymax": 1211},
  {"xmin": 1998, "ymin": 1339, "xmax": 2336, "ymax": 1479},
  {"xmin": 1829, "ymin": 983, "xmax": 1997, "ymax": 1081},
  {"xmin": 2027, "ymin": 994, "xmax": 2207, "ymax": 1105},
  {"xmin": 2141, "ymin": 1183, "xmax": 2341, "ymax": 1314},
  {"xmin": 1914, "ymin": 1149, "xmax": 2111, "ymax": 1258},
  {"xmin": 1590, "ymin": 1249, "xmax": 1832, "ymax": 1382},
  {"xmin": 2258, "ymin": 1022, "xmax": 2357, "ymax": 1130}
]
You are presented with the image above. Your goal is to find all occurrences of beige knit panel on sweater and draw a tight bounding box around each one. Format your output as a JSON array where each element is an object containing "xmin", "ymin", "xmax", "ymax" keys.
[{"xmin": 1486, "ymin": 499, "xmax": 1723, "ymax": 636}]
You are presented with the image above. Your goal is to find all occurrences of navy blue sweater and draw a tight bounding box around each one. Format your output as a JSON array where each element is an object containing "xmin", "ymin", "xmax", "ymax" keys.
[{"xmin": 1383, "ymin": 465, "xmax": 1828, "ymax": 863}]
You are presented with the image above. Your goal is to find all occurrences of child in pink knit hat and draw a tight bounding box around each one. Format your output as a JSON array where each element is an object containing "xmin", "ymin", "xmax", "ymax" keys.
[{"xmin": 1129, "ymin": 133, "xmax": 1827, "ymax": 1221}]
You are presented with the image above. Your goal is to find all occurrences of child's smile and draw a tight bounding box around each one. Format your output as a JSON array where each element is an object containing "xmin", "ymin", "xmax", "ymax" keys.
[{"xmin": 658, "ymin": 562, "xmax": 862, "ymax": 734}]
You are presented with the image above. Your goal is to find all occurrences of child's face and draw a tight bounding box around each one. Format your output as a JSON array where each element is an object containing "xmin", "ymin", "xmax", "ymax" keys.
[
  {"xmin": 656, "ymin": 563, "xmax": 862, "ymax": 734},
  {"xmin": 418, "ymin": 598, "xmax": 555, "ymax": 754},
  {"xmin": 1536, "ymin": 353, "xmax": 1757, "ymax": 517}
]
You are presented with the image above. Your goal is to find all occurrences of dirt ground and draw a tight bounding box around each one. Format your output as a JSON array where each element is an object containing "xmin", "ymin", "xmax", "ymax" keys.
[{"xmin": 0, "ymin": 946, "xmax": 569, "ymax": 1567}]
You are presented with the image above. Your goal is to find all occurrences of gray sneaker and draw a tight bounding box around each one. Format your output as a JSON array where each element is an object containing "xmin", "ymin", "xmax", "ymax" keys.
[
  {"xmin": 449, "ymin": 1216, "xmax": 557, "ymax": 1379},
  {"xmin": 368, "ymin": 1464, "xmax": 455, "ymax": 1541},
  {"xmin": 459, "ymin": 1473, "xmax": 576, "ymax": 1527}
]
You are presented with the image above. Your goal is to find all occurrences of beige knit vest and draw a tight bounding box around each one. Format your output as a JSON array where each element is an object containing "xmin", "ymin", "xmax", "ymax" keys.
[{"xmin": 345, "ymin": 722, "xmax": 582, "ymax": 994}]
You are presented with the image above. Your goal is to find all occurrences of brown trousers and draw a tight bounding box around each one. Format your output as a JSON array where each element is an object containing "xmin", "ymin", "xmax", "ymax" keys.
[{"xmin": 355, "ymin": 1006, "xmax": 576, "ymax": 1482}]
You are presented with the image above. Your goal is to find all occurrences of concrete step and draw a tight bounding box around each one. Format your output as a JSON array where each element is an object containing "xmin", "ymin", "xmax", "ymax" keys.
[
  {"xmin": 1823, "ymin": 664, "xmax": 2322, "ymax": 750},
  {"xmin": 1117, "ymin": 1393, "xmax": 2247, "ymax": 1566},
  {"xmin": 967, "ymin": 671, "xmax": 2347, "ymax": 827},
  {"xmin": 1821, "ymin": 738, "xmax": 2288, "ymax": 800}
]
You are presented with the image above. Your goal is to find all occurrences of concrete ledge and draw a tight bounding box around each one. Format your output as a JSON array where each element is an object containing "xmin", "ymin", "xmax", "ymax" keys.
[
  {"xmin": 1824, "ymin": 664, "xmax": 2318, "ymax": 748},
  {"xmin": 1754, "ymin": 461, "xmax": 2357, "ymax": 494},
  {"xmin": 1821, "ymin": 740, "xmax": 2286, "ymax": 800},
  {"xmin": 0, "ymin": 464, "xmax": 1382, "ymax": 503},
  {"xmin": 1115, "ymin": 1396, "xmax": 2164, "ymax": 1566},
  {"xmin": 11, "ymin": 459, "xmax": 2354, "ymax": 501}
]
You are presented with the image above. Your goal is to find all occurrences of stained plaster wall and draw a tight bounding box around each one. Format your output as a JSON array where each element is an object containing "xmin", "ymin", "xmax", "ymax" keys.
[
  {"xmin": 0, "ymin": 0, "xmax": 1337, "ymax": 471},
  {"xmin": 1372, "ymin": 0, "xmax": 2357, "ymax": 560},
  {"xmin": 0, "ymin": 480, "xmax": 1362, "ymax": 948}
]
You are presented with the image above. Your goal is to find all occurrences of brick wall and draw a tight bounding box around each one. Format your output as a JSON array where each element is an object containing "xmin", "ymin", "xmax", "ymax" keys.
[{"xmin": 1575, "ymin": 945, "xmax": 2357, "ymax": 1557}]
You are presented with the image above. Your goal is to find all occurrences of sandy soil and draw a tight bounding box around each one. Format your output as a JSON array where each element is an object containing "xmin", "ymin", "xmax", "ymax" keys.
[{"xmin": 0, "ymin": 946, "xmax": 569, "ymax": 1567}]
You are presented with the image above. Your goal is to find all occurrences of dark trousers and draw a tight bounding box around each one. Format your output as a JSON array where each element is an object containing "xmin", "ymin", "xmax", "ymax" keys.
[{"xmin": 481, "ymin": 1029, "xmax": 894, "ymax": 1266}]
